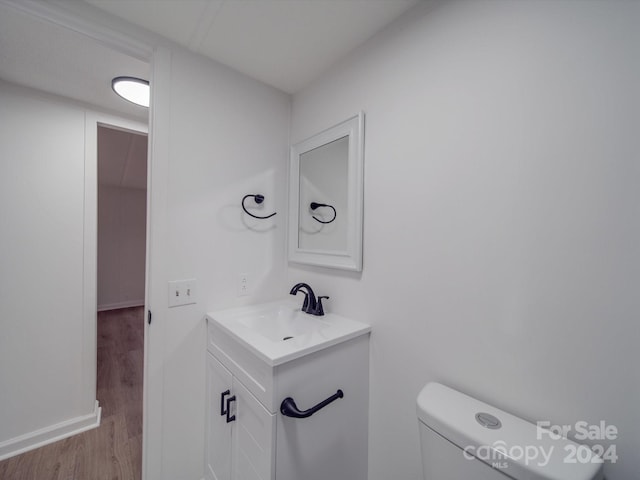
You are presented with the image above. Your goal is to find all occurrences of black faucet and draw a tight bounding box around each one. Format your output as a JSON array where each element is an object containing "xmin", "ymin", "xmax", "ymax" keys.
[{"xmin": 289, "ymin": 283, "xmax": 329, "ymax": 316}]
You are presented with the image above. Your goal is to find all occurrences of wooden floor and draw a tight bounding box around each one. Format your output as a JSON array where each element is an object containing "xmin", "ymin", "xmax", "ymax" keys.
[{"xmin": 0, "ymin": 307, "xmax": 144, "ymax": 480}]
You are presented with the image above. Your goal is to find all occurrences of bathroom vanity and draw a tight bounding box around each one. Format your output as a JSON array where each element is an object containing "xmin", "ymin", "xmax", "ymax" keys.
[{"xmin": 205, "ymin": 300, "xmax": 371, "ymax": 480}]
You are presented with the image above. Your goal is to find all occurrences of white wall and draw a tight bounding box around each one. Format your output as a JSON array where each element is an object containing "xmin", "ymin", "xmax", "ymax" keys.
[
  {"xmin": 97, "ymin": 184, "xmax": 147, "ymax": 310},
  {"xmin": 0, "ymin": 81, "xmax": 99, "ymax": 456},
  {"xmin": 145, "ymin": 47, "xmax": 290, "ymax": 479},
  {"xmin": 288, "ymin": 1, "xmax": 640, "ymax": 479}
]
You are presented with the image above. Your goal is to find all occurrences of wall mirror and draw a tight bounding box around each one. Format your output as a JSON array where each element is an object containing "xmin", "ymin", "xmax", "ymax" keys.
[{"xmin": 288, "ymin": 112, "xmax": 364, "ymax": 271}]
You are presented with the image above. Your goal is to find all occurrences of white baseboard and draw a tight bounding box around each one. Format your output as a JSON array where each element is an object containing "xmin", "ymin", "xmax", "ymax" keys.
[
  {"xmin": 97, "ymin": 299, "xmax": 145, "ymax": 311},
  {"xmin": 0, "ymin": 400, "xmax": 102, "ymax": 461}
]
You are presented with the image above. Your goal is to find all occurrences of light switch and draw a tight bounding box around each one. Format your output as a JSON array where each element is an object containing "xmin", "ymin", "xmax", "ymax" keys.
[{"xmin": 168, "ymin": 279, "xmax": 198, "ymax": 307}]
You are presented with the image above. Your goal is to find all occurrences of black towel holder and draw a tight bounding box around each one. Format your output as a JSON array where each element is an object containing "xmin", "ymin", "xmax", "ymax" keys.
[
  {"xmin": 280, "ymin": 389, "xmax": 344, "ymax": 419},
  {"xmin": 310, "ymin": 202, "xmax": 336, "ymax": 224},
  {"xmin": 242, "ymin": 194, "xmax": 276, "ymax": 219}
]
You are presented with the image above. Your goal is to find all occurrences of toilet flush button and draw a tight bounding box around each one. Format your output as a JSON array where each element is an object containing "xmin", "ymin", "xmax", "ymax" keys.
[{"xmin": 475, "ymin": 412, "xmax": 502, "ymax": 429}]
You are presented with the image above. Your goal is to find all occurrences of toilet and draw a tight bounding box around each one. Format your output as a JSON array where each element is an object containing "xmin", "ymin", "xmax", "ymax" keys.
[{"xmin": 416, "ymin": 382, "xmax": 604, "ymax": 480}]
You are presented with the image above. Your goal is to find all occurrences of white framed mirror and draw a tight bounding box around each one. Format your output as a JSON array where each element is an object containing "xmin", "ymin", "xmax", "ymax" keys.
[{"xmin": 288, "ymin": 112, "xmax": 364, "ymax": 271}]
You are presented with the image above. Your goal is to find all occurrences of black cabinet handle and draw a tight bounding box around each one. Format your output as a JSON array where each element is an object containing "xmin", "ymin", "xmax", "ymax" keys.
[
  {"xmin": 220, "ymin": 390, "xmax": 231, "ymax": 416},
  {"xmin": 225, "ymin": 395, "xmax": 236, "ymax": 423},
  {"xmin": 280, "ymin": 389, "xmax": 344, "ymax": 419}
]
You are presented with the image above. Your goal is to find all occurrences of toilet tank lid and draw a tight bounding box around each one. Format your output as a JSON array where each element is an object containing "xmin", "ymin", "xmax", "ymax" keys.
[{"xmin": 416, "ymin": 383, "xmax": 603, "ymax": 480}]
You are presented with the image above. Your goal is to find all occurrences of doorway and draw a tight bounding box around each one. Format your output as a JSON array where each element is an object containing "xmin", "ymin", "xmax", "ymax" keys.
[
  {"xmin": 97, "ymin": 124, "xmax": 148, "ymax": 313},
  {"xmin": 96, "ymin": 123, "xmax": 148, "ymax": 478}
]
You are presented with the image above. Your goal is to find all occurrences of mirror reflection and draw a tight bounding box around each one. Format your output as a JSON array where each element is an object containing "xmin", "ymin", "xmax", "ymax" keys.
[{"xmin": 298, "ymin": 136, "xmax": 349, "ymax": 251}]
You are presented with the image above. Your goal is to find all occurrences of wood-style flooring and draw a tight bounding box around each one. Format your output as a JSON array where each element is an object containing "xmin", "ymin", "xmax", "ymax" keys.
[{"xmin": 0, "ymin": 307, "xmax": 144, "ymax": 480}]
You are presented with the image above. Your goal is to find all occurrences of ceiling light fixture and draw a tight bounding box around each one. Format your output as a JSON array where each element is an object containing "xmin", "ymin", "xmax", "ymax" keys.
[{"xmin": 111, "ymin": 76, "xmax": 150, "ymax": 108}]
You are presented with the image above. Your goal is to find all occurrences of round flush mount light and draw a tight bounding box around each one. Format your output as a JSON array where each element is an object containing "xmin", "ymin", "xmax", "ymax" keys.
[{"xmin": 112, "ymin": 76, "xmax": 150, "ymax": 108}]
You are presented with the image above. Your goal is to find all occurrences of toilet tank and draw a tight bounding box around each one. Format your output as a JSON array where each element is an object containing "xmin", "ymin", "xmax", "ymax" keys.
[{"xmin": 417, "ymin": 383, "xmax": 604, "ymax": 480}]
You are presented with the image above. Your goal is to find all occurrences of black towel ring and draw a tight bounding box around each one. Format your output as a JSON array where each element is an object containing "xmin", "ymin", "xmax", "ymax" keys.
[
  {"xmin": 310, "ymin": 202, "xmax": 336, "ymax": 224},
  {"xmin": 242, "ymin": 194, "xmax": 276, "ymax": 219}
]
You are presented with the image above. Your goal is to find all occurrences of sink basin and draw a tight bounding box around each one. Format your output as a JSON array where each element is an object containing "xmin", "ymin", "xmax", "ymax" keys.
[
  {"xmin": 207, "ymin": 300, "xmax": 371, "ymax": 365},
  {"xmin": 234, "ymin": 304, "xmax": 329, "ymax": 342}
]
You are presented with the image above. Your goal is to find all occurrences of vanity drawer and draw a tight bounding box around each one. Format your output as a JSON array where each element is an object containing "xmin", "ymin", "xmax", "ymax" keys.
[{"xmin": 207, "ymin": 316, "xmax": 276, "ymax": 412}]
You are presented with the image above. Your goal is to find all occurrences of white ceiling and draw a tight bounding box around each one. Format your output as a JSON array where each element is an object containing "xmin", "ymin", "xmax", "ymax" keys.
[
  {"xmin": 0, "ymin": 0, "xmax": 418, "ymax": 189},
  {"xmin": 0, "ymin": 2, "xmax": 151, "ymax": 120},
  {"xmin": 82, "ymin": 0, "xmax": 420, "ymax": 94},
  {"xmin": 0, "ymin": 0, "xmax": 419, "ymax": 114}
]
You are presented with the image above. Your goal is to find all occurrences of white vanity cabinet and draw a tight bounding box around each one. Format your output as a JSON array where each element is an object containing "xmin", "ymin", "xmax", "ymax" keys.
[{"xmin": 205, "ymin": 306, "xmax": 370, "ymax": 480}]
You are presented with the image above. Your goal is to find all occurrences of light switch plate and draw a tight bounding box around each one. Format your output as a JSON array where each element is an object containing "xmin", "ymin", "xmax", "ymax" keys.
[{"xmin": 168, "ymin": 279, "xmax": 197, "ymax": 307}]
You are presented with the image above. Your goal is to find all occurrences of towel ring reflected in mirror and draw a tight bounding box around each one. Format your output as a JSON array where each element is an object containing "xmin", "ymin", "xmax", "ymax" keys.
[{"xmin": 310, "ymin": 202, "xmax": 336, "ymax": 224}]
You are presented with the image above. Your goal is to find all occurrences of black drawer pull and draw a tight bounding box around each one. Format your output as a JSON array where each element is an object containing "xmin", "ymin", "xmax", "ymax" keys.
[
  {"xmin": 280, "ymin": 389, "xmax": 344, "ymax": 419},
  {"xmin": 225, "ymin": 395, "xmax": 236, "ymax": 423},
  {"xmin": 220, "ymin": 390, "xmax": 231, "ymax": 416}
]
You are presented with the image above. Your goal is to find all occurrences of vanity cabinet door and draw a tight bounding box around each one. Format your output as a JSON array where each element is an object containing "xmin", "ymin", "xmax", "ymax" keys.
[
  {"xmin": 232, "ymin": 379, "xmax": 276, "ymax": 480},
  {"xmin": 206, "ymin": 353, "xmax": 233, "ymax": 480}
]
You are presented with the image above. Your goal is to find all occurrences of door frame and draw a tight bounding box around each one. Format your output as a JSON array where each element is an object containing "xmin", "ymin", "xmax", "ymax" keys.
[{"xmin": 84, "ymin": 114, "xmax": 149, "ymax": 422}]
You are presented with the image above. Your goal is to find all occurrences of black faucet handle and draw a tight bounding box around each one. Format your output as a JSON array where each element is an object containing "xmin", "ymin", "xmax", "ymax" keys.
[{"xmin": 315, "ymin": 296, "xmax": 330, "ymax": 316}]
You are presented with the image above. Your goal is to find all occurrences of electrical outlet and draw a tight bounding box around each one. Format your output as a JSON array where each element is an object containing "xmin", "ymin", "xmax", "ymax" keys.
[
  {"xmin": 238, "ymin": 273, "xmax": 250, "ymax": 297},
  {"xmin": 168, "ymin": 279, "xmax": 198, "ymax": 307}
]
